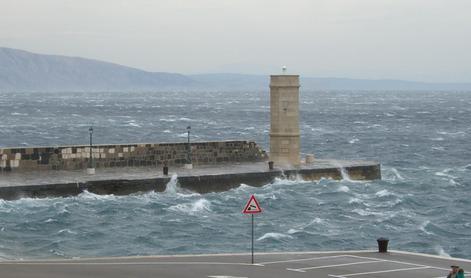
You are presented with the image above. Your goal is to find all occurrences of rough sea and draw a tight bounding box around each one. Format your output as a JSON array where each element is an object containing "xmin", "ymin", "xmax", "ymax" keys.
[{"xmin": 0, "ymin": 90, "xmax": 470, "ymax": 260}]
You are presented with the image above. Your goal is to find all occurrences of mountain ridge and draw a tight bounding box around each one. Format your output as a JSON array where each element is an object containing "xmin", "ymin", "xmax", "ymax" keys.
[{"xmin": 1, "ymin": 47, "xmax": 470, "ymax": 92}]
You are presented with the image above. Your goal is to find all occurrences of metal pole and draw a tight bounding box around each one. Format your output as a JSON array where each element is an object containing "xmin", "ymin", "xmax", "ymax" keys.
[
  {"xmin": 251, "ymin": 214, "xmax": 254, "ymax": 264},
  {"xmin": 187, "ymin": 126, "xmax": 191, "ymax": 164},
  {"xmin": 89, "ymin": 127, "xmax": 93, "ymax": 168}
]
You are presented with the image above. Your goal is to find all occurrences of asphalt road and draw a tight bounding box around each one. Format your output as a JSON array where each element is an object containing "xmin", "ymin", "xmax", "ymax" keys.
[{"xmin": 0, "ymin": 250, "xmax": 469, "ymax": 278}]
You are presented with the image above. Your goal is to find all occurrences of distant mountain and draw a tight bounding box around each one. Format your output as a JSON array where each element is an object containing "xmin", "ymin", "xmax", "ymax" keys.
[
  {"xmin": 1, "ymin": 47, "xmax": 470, "ymax": 92},
  {"xmin": 191, "ymin": 73, "xmax": 471, "ymax": 91},
  {"xmin": 0, "ymin": 47, "xmax": 195, "ymax": 92}
]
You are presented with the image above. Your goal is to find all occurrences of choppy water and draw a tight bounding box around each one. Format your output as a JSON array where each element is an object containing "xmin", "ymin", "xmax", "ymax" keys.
[{"xmin": 0, "ymin": 90, "xmax": 470, "ymax": 260}]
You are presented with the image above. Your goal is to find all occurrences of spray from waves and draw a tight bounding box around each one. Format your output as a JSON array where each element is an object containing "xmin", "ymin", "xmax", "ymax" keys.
[
  {"xmin": 434, "ymin": 245, "xmax": 451, "ymax": 257},
  {"xmin": 164, "ymin": 174, "xmax": 179, "ymax": 194},
  {"xmin": 257, "ymin": 232, "xmax": 293, "ymax": 241},
  {"xmin": 163, "ymin": 174, "xmax": 199, "ymax": 197}
]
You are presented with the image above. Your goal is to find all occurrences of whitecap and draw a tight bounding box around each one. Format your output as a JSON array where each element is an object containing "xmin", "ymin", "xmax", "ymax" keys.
[
  {"xmin": 179, "ymin": 117, "xmax": 198, "ymax": 122},
  {"xmin": 375, "ymin": 189, "xmax": 392, "ymax": 197},
  {"xmin": 57, "ymin": 229, "xmax": 77, "ymax": 235},
  {"xmin": 167, "ymin": 199, "xmax": 211, "ymax": 215},
  {"xmin": 419, "ymin": 220, "xmax": 433, "ymax": 235},
  {"xmin": 337, "ymin": 185, "xmax": 350, "ymax": 193},
  {"xmin": 127, "ymin": 122, "xmax": 141, "ymax": 127},
  {"xmin": 287, "ymin": 229, "xmax": 301, "ymax": 234},
  {"xmin": 162, "ymin": 130, "xmax": 171, "ymax": 133},
  {"xmin": 391, "ymin": 168, "xmax": 404, "ymax": 180},
  {"xmin": 159, "ymin": 118, "xmax": 176, "ymax": 122},
  {"xmin": 349, "ymin": 138, "xmax": 359, "ymax": 144},
  {"xmin": 78, "ymin": 190, "xmax": 116, "ymax": 201},
  {"xmin": 349, "ymin": 197, "xmax": 362, "ymax": 204},
  {"xmin": 257, "ymin": 232, "xmax": 293, "ymax": 241}
]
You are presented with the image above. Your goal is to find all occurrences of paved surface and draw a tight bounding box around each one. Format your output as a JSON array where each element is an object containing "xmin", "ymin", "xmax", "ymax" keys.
[
  {"xmin": 0, "ymin": 251, "xmax": 469, "ymax": 278},
  {"xmin": 0, "ymin": 159, "xmax": 378, "ymax": 187}
]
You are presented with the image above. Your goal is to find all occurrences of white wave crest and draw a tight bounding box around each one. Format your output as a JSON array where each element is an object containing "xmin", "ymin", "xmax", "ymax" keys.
[
  {"xmin": 57, "ymin": 229, "xmax": 77, "ymax": 235},
  {"xmin": 78, "ymin": 190, "xmax": 116, "ymax": 201},
  {"xmin": 349, "ymin": 197, "xmax": 362, "ymax": 204},
  {"xmin": 337, "ymin": 185, "xmax": 350, "ymax": 193},
  {"xmin": 257, "ymin": 232, "xmax": 293, "ymax": 241},
  {"xmin": 168, "ymin": 199, "xmax": 211, "ymax": 215},
  {"xmin": 419, "ymin": 220, "xmax": 433, "ymax": 235},
  {"xmin": 375, "ymin": 189, "xmax": 393, "ymax": 197},
  {"xmin": 349, "ymin": 138, "xmax": 359, "ymax": 144}
]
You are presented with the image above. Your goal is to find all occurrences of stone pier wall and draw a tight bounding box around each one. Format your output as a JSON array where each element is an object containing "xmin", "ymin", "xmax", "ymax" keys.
[{"xmin": 0, "ymin": 140, "xmax": 267, "ymax": 172}]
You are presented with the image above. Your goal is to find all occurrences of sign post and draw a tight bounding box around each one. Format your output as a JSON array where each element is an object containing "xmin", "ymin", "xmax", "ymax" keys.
[{"xmin": 242, "ymin": 195, "xmax": 262, "ymax": 264}]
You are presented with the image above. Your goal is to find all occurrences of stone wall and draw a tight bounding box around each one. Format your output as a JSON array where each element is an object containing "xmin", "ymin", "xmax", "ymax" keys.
[{"xmin": 0, "ymin": 140, "xmax": 267, "ymax": 172}]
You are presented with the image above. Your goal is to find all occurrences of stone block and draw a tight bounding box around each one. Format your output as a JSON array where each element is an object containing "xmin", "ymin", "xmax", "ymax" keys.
[
  {"xmin": 15, "ymin": 153, "xmax": 21, "ymax": 160},
  {"xmin": 10, "ymin": 160, "xmax": 19, "ymax": 168}
]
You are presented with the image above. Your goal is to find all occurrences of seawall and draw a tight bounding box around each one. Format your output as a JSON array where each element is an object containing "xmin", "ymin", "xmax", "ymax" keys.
[
  {"xmin": 0, "ymin": 160, "xmax": 381, "ymax": 200},
  {"xmin": 0, "ymin": 140, "xmax": 267, "ymax": 172}
]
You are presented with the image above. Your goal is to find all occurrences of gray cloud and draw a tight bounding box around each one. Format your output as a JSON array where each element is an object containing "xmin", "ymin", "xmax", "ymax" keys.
[{"xmin": 0, "ymin": 0, "xmax": 470, "ymax": 82}]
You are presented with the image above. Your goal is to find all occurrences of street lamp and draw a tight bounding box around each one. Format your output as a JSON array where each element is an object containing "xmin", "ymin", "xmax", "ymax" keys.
[
  {"xmin": 184, "ymin": 126, "xmax": 193, "ymax": 169},
  {"xmin": 87, "ymin": 126, "xmax": 95, "ymax": 174}
]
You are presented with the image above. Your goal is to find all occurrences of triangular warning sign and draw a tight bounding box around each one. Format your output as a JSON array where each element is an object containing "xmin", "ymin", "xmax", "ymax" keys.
[{"xmin": 243, "ymin": 195, "xmax": 262, "ymax": 214}]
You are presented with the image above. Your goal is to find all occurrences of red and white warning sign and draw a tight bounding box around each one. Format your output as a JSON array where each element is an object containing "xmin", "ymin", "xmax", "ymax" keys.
[{"xmin": 242, "ymin": 195, "xmax": 262, "ymax": 214}]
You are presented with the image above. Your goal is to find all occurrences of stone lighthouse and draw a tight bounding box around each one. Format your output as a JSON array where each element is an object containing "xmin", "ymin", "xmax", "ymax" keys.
[{"xmin": 269, "ymin": 74, "xmax": 300, "ymax": 166}]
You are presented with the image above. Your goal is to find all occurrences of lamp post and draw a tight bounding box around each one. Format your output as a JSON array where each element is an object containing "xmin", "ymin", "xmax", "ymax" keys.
[
  {"xmin": 184, "ymin": 126, "xmax": 193, "ymax": 169},
  {"xmin": 87, "ymin": 126, "xmax": 95, "ymax": 174}
]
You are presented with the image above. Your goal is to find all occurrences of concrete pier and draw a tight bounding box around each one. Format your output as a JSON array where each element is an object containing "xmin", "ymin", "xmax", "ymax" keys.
[{"xmin": 0, "ymin": 159, "xmax": 380, "ymax": 200}]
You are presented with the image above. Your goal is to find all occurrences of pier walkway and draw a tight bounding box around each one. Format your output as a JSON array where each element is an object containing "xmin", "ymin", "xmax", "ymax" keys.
[
  {"xmin": 0, "ymin": 250, "xmax": 468, "ymax": 278},
  {"xmin": 0, "ymin": 159, "xmax": 380, "ymax": 199}
]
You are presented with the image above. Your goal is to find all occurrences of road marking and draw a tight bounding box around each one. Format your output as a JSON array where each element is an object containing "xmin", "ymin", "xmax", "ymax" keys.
[
  {"xmin": 345, "ymin": 255, "xmax": 449, "ymax": 270},
  {"xmin": 260, "ymin": 255, "xmax": 348, "ymax": 265},
  {"xmin": 0, "ymin": 261, "xmax": 253, "ymax": 266},
  {"xmin": 208, "ymin": 276, "xmax": 248, "ymax": 278},
  {"xmin": 288, "ymin": 260, "xmax": 381, "ymax": 272},
  {"xmin": 332, "ymin": 266, "xmax": 431, "ymax": 276}
]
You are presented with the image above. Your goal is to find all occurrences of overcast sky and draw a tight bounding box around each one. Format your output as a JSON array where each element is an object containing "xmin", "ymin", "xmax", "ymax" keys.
[{"xmin": 1, "ymin": 0, "xmax": 470, "ymax": 82}]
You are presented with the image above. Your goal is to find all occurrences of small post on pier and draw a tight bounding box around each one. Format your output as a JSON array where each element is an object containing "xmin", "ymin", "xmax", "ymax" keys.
[
  {"xmin": 87, "ymin": 126, "xmax": 95, "ymax": 175},
  {"xmin": 184, "ymin": 126, "xmax": 193, "ymax": 169}
]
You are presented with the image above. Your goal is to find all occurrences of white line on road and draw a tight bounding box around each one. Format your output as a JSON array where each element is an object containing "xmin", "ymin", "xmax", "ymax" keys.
[
  {"xmin": 0, "ymin": 261, "xmax": 254, "ymax": 266},
  {"xmin": 208, "ymin": 276, "xmax": 248, "ymax": 278},
  {"xmin": 345, "ymin": 255, "xmax": 449, "ymax": 270},
  {"xmin": 289, "ymin": 260, "xmax": 381, "ymax": 272},
  {"xmin": 260, "ymin": 255, "xmax": 348, "ymax": 265},
  {"xmin": 333, "ymin": 266, "xmax": 431, "ymax": 277}
]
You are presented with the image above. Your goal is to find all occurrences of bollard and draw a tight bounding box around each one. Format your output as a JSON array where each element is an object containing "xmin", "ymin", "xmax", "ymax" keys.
[
  {"xmin": 268, "ymin": 161, "xmax": 274, "ymax": 170},
  {"xmin": 377, "ymin": 237, "xmax": 389, "ymax": 253},
  {"xmin": 163, "ymin": 166, "xmax": 168, "ymax": 176}
]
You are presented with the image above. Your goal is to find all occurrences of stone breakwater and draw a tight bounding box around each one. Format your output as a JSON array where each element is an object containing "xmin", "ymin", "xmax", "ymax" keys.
[{"xmin": 0, "ymin": 140, "xmax": 267, "ymax": 172}]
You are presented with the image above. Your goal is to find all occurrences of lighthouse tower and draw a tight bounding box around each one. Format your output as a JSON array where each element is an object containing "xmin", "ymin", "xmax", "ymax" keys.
[{"xmin": 269, "ymin": 74, "xmax": 300, "ymax": 166}]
